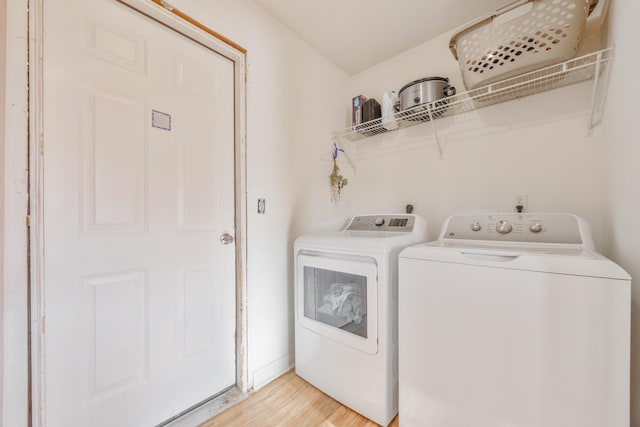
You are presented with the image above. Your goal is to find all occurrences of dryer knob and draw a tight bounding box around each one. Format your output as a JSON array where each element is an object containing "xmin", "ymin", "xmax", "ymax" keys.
[
  {"xmin": 471, "ymin": 221, "xmax": 482, "ymax": 232},
  {"xmin": 374, "ymin": 217, "xmax": 385, "ymax": 227},
  {"xmin": 529, "ymin": 222, "xmax": 543, "ymax": 233},
  {"xmin": 496, "ymin": 220, "xmax": 513, "ymax": 234}
]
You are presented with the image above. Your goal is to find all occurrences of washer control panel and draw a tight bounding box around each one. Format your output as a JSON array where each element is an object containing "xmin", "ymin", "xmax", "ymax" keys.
[
  {"xmin": 346, "ymin": 215, "xmax": 415, "ymax": 232},
  {"xmin": 442, "ymin": 213, "xmax": 584, "ymax": 244}
]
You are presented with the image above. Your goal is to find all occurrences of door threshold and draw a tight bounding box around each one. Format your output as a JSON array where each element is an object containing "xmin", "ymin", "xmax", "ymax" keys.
[{"xmin": 158, "ymin": 386, "xmax": 248, "ymax": 427}]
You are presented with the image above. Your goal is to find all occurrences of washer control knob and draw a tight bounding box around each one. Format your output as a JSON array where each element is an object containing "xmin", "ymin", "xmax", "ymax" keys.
[
  {"xmin": 496, "ymin": 220, "xmax": 513, "ymax": 234},
  {"xmin": 471, "ymin": 221, "xmax": 482, "ymax": 232},
  {"xmin": 374, "ymin": 217, "xmax": 385, "ymax": 227},
  {"xmin": 529, "ymin": 222, "xmax": 543, "ymax": 233}
]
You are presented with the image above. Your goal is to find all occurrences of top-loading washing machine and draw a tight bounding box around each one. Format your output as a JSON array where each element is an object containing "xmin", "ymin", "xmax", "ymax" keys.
[
  {"xmin": 398, "ymin": 212, "xmax": 631, "ymax": 427},
  {"xmin": 295, "ymin": 214, "xmax": 428, "ymax": 426}
]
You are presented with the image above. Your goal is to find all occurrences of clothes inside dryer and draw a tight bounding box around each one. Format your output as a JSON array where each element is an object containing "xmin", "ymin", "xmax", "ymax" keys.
[{"xmin": 303, "ymin": 266, "xmax": 367, "ymax": 338}]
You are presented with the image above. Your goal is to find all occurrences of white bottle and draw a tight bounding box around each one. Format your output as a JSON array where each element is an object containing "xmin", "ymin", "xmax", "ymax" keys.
[{"xmin": 381, "ymin": 90, "xmax": 399, "ymax": 130}]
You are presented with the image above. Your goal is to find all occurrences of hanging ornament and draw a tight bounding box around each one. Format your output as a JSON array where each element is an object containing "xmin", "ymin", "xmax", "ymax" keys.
[{"xmin": 330, "ymin": 142, "xmax": 348, "ymax": 202}]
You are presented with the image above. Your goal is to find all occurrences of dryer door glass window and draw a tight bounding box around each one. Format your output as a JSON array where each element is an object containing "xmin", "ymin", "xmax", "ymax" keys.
[
  {"xmin": 297, "ymin": 254, "xmax": 378, "ymax": 354},
  {"xmin": 303, "ymin": 266, "xmax": 367, "ymax": 338}
]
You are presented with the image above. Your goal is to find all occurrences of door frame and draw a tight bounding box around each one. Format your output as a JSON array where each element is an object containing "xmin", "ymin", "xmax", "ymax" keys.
[{"xmin": 27, "ymin": 0, "xmax": 249, "ymax": 424}]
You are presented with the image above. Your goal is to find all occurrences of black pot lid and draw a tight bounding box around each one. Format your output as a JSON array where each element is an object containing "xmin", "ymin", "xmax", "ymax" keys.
[{"xmin": 399, "ymin": 76, "xmax": 450, "ymax": 94}]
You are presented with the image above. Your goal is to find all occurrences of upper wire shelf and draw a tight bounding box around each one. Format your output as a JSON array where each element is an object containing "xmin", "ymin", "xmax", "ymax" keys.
[{"xmin": 334, "ymin": 48, "xmax": 612, "ymax": 142}]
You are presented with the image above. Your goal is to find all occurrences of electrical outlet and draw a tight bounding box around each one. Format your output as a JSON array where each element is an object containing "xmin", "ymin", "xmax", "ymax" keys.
[
  {"xmin": 515, "ymin": 194, "xmax": 528, "ymax": 213},
  {"xmin": 258, "ymin": 198, "xmax": 266, "ymax": 214}
]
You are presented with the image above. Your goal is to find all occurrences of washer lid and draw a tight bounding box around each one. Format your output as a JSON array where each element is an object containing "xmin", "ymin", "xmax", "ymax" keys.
[{"xmin": 400, "ymin": 241, "xmax": 631, "ymax": 281}]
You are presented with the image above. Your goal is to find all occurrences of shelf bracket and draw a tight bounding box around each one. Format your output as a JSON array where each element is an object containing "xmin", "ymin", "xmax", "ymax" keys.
[
  {"xmin": 587, "ymin": 51, "xmax": 610, "ymax": 136},
  {"xmin": 427, "ymin": 104, "xmax": 443, "ymax": 159}
]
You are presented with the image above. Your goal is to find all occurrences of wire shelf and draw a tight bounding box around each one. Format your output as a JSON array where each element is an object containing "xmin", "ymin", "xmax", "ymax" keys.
[{"xmin": 334, "ymin": 48, "xmax": 612, "ymax": 142}]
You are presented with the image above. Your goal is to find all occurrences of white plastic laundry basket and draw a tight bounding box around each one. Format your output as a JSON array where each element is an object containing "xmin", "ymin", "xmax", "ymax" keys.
[{"xmin": 450, "ymin": 0, "xmax": 596, "ymax": 90}]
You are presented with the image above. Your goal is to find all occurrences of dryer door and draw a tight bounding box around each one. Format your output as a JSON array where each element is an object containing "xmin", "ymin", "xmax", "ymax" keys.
[{"xmin": 297, "ymin": 254, "xmax": 378, "ymax": 355}]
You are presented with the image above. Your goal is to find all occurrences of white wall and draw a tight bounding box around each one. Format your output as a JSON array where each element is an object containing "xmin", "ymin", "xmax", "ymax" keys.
[
  {"xmin": 0, "ymin": 0, "xmax": 6, "ymax": 421},
  {"xmin": 2, "ymin": 0, "xmax": 29, "ymax": 425},
  {"xmin": 602, "ymin": 0, "xmax": 640, "ymax": 425},
  {"xmin": 348, "ymin": 30, "xmax": 606, "ymax": 245},
  {"xmin": 168, "ymin": 0, "xmax": 350, "ymax": 390}
]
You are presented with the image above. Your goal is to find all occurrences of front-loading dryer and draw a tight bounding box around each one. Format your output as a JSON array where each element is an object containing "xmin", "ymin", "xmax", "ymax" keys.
[
  {"xmin": 398, "ymin": 213, "xmax": 631, "ymax": 427},
  {"xmin": 295, "ymin": 214, "xmax": 427, "ymax": 426}
]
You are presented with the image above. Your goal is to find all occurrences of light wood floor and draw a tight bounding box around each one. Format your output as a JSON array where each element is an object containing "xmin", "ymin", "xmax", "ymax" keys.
[{"xmin": 201, "ymin": 370, "xmax": 399, "ymax": 427}]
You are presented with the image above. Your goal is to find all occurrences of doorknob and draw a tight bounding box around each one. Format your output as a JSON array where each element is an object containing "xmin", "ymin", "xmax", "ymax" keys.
[{"xmin": 220, "ymin": 233, "xmax": 234, "ymax": 245}]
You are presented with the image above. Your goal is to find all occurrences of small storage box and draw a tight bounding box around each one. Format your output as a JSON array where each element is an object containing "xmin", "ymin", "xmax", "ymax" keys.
[{"xmin": 450, "ymin": 0, "xmax": 594, "ymax": 90}]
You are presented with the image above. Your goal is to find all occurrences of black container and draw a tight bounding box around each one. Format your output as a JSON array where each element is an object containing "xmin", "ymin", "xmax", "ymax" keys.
[
  {"xmin": 362, "ymin": 98, "xmax": 381, "ymax": 122},
  {"xmin": 357, "ymin": 98, "xmax": 385, "ymax": 136}
]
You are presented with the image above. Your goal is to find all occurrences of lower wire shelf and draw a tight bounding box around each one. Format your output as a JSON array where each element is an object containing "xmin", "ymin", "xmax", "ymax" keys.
[{"xmin": 334, "ymin": 47, "xmax": 612, "ymax": 142}]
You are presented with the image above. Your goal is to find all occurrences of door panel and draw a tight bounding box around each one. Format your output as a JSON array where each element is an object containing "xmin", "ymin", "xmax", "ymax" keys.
[
  {"xmin": 177, "ymin": 120, "xmax": 220, "ymax": 231},
  {"xmin": 82, "ymin": 91, "xmax": 147, "ymax": 233},
  {"xmin": 83, "ymin": 272, "xmax": 148, "ymax": 395},
  {"xmin": 82, "ymin": 18, "xmax": 147, "ymax": 74},
  {"xmin": 43, "ymin": 0, "xmax": 236, "ymax": 425}
]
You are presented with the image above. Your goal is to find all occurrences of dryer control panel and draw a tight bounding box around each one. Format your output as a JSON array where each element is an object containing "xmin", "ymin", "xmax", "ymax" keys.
[
  {"xmin": 345, "ymin": 215, "xmax": 416, "ymax": 232},
  {"xmin": 440, "ymin": 213, "xmax": 592, "ymax": 246}
]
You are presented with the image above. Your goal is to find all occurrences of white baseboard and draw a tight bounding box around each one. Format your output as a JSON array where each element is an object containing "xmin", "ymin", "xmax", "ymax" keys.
[{"xmin": 251, "ymin": 353, "xmax": 294, "ymax": 391}]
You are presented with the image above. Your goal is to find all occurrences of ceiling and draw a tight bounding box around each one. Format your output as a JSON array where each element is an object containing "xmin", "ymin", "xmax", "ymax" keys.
[{"xmin": 253, "ymin": 0, "xmax": 511, "ymax": 75}]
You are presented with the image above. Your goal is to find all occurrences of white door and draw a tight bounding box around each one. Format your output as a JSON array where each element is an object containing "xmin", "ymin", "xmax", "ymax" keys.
[{"xmin": 42, "ymin": 0, "xmax": 236, "ymax": 425}]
